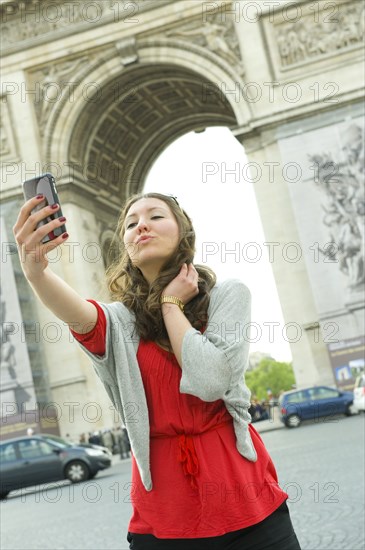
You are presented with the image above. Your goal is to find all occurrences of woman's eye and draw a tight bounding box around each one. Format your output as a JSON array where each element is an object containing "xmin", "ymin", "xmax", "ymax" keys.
[{"xmin": 126, "ymin": 216, "xmax": 163, "ymax": 229}]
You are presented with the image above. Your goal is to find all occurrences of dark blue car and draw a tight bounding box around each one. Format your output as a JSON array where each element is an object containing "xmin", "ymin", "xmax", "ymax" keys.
[{"xmin": 279, "ymin": 385, "xmax": 355, "ymax": 428}]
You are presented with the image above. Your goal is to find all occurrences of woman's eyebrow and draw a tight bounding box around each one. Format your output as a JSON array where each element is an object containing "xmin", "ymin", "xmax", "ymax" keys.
[{"xmin": 125, "ymin": 206, "xmax": 166, "ymax": 222}]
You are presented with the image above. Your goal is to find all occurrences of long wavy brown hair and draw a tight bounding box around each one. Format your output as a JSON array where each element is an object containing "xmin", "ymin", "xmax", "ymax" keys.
[{"xmin": 106, "ymin": 192, "xmax": 217, "ymax": 342}]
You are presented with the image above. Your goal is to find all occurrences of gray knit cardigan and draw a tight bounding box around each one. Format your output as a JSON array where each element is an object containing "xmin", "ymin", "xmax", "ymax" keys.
[{"xmin": 75, "ymin": 278, "xmax": 257, "ymax": 491}]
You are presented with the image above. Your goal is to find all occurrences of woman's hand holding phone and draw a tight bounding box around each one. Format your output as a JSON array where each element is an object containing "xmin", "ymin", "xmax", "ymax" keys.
[
  {"xmin": 12, "ymin": 173, "xmax": 97, "ymax": 332},
  {"xmin": 13, "ymin": 195, "xmax": 69, "ymax": 281}
]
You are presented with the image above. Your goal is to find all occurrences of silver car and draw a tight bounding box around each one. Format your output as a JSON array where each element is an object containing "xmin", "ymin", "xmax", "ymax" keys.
[{"xmin": 0, "ymin": 433, "xmax": 111, "ymax": 499}]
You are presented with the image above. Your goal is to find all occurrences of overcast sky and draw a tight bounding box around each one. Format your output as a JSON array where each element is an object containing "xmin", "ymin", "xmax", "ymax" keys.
[{"xmin": 144, "ymin": 127, "xmax": 292, "ymax": 362}]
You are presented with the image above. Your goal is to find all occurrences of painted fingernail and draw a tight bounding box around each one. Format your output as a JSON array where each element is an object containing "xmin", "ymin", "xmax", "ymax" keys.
[
  {"xmin": 51, "ymin": 203, "xmax": 59, "ymax": 209},
  {"xmin": 36, "ymin": 194, "xmax": 44, "ymax": 199},
  {"xmin": 62, "ymin": 233, "xmax": 69, "ymax": 239},
  {"xmin": 59, "ymin": 217, "xmax": 66, "ymax": 222}
]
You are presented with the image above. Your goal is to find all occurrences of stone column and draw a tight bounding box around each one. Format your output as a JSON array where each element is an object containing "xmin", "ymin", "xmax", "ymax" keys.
[
  {"xmin": 235, "ymin": 130, "xmax": 334, "ymax": 388},
  {"xmin": 1, "ymin": 69, "xmax": 43, "ymax": 197}
]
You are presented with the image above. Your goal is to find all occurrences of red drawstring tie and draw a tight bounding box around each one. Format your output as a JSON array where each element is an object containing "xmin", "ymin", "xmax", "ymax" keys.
[
  {"xmin": 152, "ymin": 420, "xmax": 232, "ymax": 491},
  {"xmin": 177, "ymin": 434, "xmax": 199, "ymax": 490}
]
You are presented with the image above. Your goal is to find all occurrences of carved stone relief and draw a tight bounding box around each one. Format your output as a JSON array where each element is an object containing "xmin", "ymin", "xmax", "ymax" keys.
[
  {"xmin": 0, "ymin": 0, "xmax": 169, "ymax": 53},
  {"xmin": 163, "ymin": 11, "xmax": 245, "ymax": 77},
  {"xmin": 28, "ymin": 56, "xmax": 94, "ymax": 137},
  {"xmin": 100, "ymin": 227, "xmax": 120, "ymax": 269},
  {"xmin": 0, "ymin": 100, "xmax": 18, "ymax": 160},
  {"xmin": 265, "ymin": 0, "xmax": 364, "ymax": 73},
  {"xmin": 116, "ymin": 36, "xmax": 139, "ymax": 66},
  {"xmin": 309, "ymin": 123, "xmax": 364, "ymax": 291},
  {"xmin": 0, "ymin": 218, "xmax": 37, "ymax": 413}
]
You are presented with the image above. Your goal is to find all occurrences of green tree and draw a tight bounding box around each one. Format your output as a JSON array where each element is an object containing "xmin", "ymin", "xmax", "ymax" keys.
[{"xmin": 245, "ymin": 358, "xmax": 296, "ymax": 400}]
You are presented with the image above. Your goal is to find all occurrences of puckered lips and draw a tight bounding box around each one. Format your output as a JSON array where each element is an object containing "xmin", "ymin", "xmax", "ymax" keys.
[{"xmin": 136, "ymin": 235, "xmax": 155, "ymax": 245}]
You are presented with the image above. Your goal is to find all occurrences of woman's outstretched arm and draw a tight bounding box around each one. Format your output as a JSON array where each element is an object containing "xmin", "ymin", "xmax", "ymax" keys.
[{"xmin": 13, "ymin": 195, "xmax": 97, "ymax": 333}]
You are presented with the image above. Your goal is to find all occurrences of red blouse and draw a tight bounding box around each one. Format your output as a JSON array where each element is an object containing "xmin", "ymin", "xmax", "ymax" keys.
[{"xmin": 71, "ymin": 301, "xmax": 287, "ymax": 539}]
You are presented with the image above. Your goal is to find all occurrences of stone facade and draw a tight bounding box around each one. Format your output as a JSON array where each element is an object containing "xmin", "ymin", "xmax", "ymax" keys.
[{"xmin": 1, "ymin": 0, "xmax": 364, "ymax": 438}]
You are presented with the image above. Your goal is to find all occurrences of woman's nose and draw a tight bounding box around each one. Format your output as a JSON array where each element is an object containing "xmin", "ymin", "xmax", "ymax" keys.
[{"xmin": 136, "ymin": 219, "xmax": 149, "ymax": 232}]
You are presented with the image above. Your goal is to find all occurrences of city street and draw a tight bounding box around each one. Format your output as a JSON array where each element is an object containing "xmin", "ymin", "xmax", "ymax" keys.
[{"xmin": 1, "ymin": 414, "xmax": 364, "ymax": 550}]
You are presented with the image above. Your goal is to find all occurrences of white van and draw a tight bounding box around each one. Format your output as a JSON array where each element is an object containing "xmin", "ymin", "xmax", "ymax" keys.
[{"xmin": 353, "ymin": 374, "xmax": 365, "ymax": 411}]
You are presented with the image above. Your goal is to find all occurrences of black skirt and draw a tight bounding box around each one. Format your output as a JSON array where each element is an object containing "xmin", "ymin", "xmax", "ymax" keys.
[{"xmin": 126, "ymin": 501, "xmax": 301, "ymax": 550}]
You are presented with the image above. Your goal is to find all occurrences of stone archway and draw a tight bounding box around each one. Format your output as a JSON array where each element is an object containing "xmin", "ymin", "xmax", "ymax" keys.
[
  {"xmin": 41, "ymin": 32, "xmax": 248, "ymax": 205},
  {"xmin": 39, "ymin": 41, "xmax": 243, "ymax": 259},
  {"xmin": 67, "ymin": 62, "xmax": 236, "ymax": 203}
]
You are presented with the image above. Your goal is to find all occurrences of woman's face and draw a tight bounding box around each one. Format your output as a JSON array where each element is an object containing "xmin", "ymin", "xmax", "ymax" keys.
[{"xmin": 123, "ymin": 198, "xmax": 180, "ymax": 279}]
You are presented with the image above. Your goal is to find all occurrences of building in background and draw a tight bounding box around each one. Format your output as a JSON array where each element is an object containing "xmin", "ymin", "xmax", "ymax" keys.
[{"xmin": 1, "ymin": 0, "xmax": 364, "ymax": 437}]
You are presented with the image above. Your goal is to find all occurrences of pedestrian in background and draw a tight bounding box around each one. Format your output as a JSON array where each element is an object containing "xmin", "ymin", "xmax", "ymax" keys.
[
  {"xmin": 101, "ymin": 429, "xmax": 115, "ymax": 453},
  {"xmin": 88, "ymin": 431, "xmax": 101, "ymax": 445},
  {"xmin": 14, "ymin": 191, "xmax": 301, "ymax": 549},
  {"xmin": 116, "ymin": 426, "xmax": 131, "ymax": 459}
]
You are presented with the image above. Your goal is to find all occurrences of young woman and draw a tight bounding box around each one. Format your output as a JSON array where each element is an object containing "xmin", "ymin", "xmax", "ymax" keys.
[{"xmin": 14, "ymin": 192, "xmax": 301, "ymax": 550}]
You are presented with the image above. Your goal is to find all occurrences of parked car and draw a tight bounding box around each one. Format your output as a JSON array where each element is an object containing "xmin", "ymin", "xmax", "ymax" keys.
[
  {"xmin": 77, "ymin": 442, "xmax": 113, "ymax": 457},
  {"xmin": 353, "ymin": 374, "xmax": 365, "ymax": 411},
  {"xmin": 0, "ymin": 433, "xmax": 111, "ymax": 499},
  {"xmin": 279, "ymin": 385, "xmax": 355, "ymax": 428}
]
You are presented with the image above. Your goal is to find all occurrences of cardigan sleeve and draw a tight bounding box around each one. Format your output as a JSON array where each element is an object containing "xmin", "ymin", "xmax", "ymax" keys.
[
  {"xmin": 180, "ymin": 279, "xmax": 251, "ymax": 402},
  {"xmin": 71, "ymin": 301, "xmax": 137, "ymax": 388}
]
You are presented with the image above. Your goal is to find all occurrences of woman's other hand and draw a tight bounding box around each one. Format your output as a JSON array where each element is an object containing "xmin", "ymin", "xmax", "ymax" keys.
[{"xmin": 162, "ymin": 263, "xmax": 199, "ymax": 306}]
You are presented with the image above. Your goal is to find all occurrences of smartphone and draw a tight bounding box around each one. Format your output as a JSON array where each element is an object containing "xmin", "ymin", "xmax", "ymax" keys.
[{"xmin": 22, "ymin": 173, "xmax": 67, "ymax": 244}]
